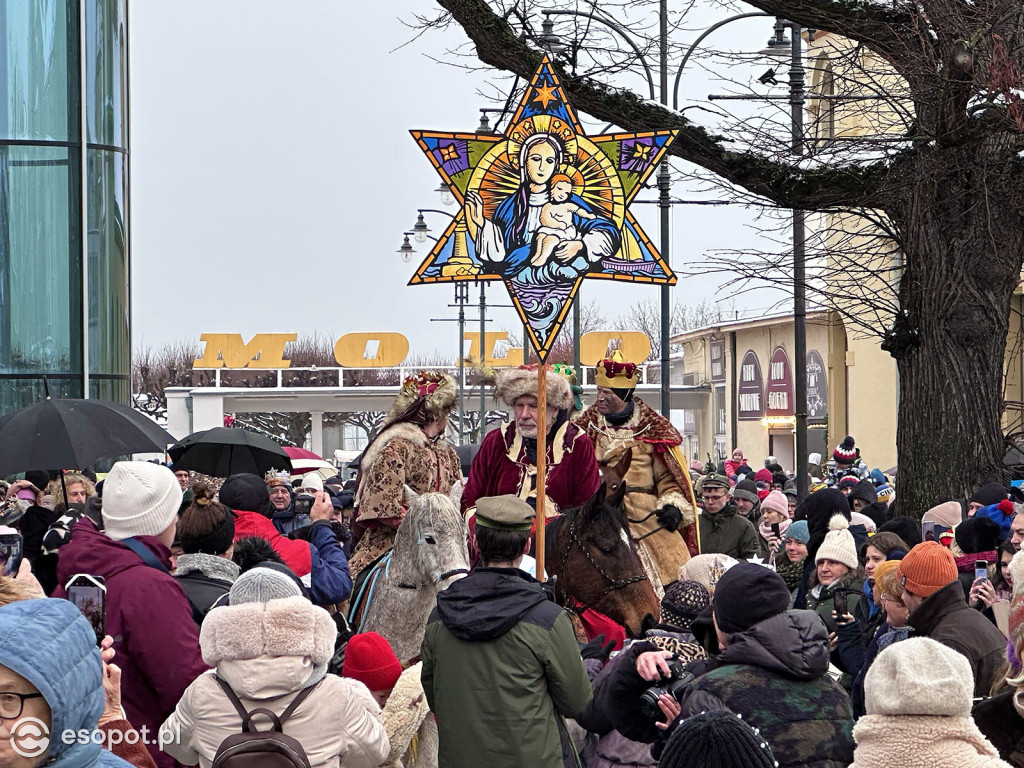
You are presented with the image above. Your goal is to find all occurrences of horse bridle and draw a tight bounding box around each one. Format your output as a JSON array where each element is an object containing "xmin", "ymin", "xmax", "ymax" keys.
[
  {"xmin": 558, "ymin": 515, "xmax": 649, "ymax": 603},
  {"xmin": 393, "ymin": 567, "xmax": 469, "ymax": 590}
]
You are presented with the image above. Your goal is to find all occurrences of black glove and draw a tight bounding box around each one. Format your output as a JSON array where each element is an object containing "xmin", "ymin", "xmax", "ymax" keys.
[
  {"xmin": 579, "ymin": 633, "xmax": 616, "ymax": 663},
  {"xmin": 655, "ymin": 504, "xmax": 682, "ymax": 532}
]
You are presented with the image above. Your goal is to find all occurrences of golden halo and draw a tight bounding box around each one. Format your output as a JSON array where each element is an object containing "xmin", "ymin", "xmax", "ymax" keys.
[{"xmin": 506, "ymin": 115, "xmax": 578, "ymax": 170}]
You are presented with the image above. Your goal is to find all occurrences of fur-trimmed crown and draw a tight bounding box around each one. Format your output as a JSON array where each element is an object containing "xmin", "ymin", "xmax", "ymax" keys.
[
  {"xmin": 494, "ymin": 365, "xmax": 573, "ymax": 411},
  {"xmin": 387, "ymin": 370, "xmax": 458, "ymax": 423}
]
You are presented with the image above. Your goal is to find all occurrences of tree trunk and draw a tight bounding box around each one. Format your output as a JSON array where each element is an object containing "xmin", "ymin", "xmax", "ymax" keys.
[{"xmin": 890, "ymin": 148, "xmax": 1024, "ymax": 515}]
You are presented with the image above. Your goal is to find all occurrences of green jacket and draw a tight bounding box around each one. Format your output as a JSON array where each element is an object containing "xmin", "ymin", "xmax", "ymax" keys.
[
  {"xmin": 421, "ymin": 567, "xmax": 593, "ymax": 768},
  {"xmin": 699, "ymin": 501, "xmax": 760, "ymax": 559}
]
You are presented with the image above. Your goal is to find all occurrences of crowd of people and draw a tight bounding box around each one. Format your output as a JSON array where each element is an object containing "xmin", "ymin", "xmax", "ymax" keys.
[{"xmin": 2, "ymin": 358, "xmax": 1024, "ymax": 767}]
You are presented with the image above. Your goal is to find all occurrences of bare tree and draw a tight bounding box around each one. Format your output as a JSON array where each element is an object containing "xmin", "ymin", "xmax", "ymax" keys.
[{"xmin": 429, "ymin": 0, "xmax": 1024, "ymax": 514}]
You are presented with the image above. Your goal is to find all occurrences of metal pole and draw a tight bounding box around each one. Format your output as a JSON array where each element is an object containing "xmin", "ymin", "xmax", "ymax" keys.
[
  {"xmin": 790, "ymin": 22, "xmax": 809, "ymax": 499},
  {"xmin": 457, "ymin": 284, "xmax": 467, "ymax": 446},
  {"xmin": 659, "ymin": 0, "xmax": 672, "ymax": 418},
  {"xmin": 479, "ymin": 283, "xmax": 486, "ymax": 442}
]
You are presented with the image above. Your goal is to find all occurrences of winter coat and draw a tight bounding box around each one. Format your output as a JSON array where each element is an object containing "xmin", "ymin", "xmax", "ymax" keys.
[
  {"xmin": 674, "ymin": 610, "xmax": 855, "ymax": 768},
  {"xmin": 0, "ymin": 598, "xmax": 134, "ymax": 768},
  {"xmin": 806, "ymin": 569, "xmax": 865, "ymax": 637},
  {"xmin": 174, "ymin": 553, "xmax": 239, "ymax": 625},
  {"xmin": 421, "ymin": 567, "xmax": 593, "ymax": 768},
  {"xmin": 973, "ymin": 689, "xmax": 1024, "ymax": 766},
  {"xmin": 271, "ymin": 503, "xmax": 312, "ymax": 535},
  {"xmin": 697, "ymin": 501, "xmax": 759, "ymax": 560},
  {"xmin": 160, "ymin": 596, "xmax": 389, "ymax": 768},
  {"xmin": 232, "ymin": 510, "xmax": 352, "ymax": 606},
  {"xmin": 379, "ymin": 662, "xmax": 438, "ymax": 768},
  {"xmin": 850, "ymin": 715, "xmax": 1011, "ymax": 767},
  {"xmin": 906, "ymin": 581, "xmax": 1007, "ymax": 698},
  {"xmin": 54, "ymin": 519, "xmax": 208, "ymax": 768}
]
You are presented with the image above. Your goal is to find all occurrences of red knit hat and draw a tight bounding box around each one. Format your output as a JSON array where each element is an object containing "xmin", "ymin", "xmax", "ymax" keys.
[
  {"xmin": 898, "ymin": 541, "xmax": 957, "ymax": 598},
  {"xmin": 341, "ymin": 632, "xmax": 402, "ymax": 692}
]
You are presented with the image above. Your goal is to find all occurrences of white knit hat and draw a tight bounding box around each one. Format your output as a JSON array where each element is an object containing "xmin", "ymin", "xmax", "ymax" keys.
[
  {"xmin": 299, "ymin": 472, "xmax": 324, "ymax": 493},
  {"xmin": 101, "ymin": 462, "xmax": 182, "ymax": 541},
  {"xmin": 814, "ymin": 515, "xmax": 859, "ymax": 570},
  {"xmin": 865, "ymin": 637, "xmax": 973, "ymax": 717}
]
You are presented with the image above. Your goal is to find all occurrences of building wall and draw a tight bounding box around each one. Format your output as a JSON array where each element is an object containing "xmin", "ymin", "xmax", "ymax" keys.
[{"xmin": 0, "ymin": 0, "xmax": 130, "ymax": 414}]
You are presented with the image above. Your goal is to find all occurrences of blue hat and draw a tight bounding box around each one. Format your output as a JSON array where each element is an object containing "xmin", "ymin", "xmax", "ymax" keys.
[
  {"xmin": 785, "ymin": 520, "xmax": 810, "ymax": 545},
  {"xmin": 869, "ymin": 468, "xmax": 888, "ymax": 487}
]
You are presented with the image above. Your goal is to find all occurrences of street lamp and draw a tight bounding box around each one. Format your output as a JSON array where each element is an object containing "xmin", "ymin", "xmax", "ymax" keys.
[
  {"xmin": 412, "ymin": 212, "xmax": 430, "ymax": 244},
  {"xmin": 434, "ymin": 183, "xmax": 455, "ymax": 207},
  {"xmin": 397, "ymin": 234, "xmax": 416, "ymax": 263}
]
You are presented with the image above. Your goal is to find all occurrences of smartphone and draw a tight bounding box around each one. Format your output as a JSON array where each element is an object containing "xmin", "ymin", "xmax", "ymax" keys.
[
  {"xmin": 833, "ymin": 589, "xmax": 849, "ymax": 617},
  {"xmin": 65, "ymin": 574, "xmax": 106, "ymax": 644},
  {"xmin": 0, "ymin": 533, "xmax": 23, "ymax": 577},
  {"xmin": 771, "ymin": 522, "xmax": 781, "ymax": 538},
  {"xmin": 975, "ymin": 560, "xmax": 989, "ymax": 583}
]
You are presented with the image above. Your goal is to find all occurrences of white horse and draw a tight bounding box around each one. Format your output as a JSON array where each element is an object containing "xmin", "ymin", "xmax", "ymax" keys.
[{"xmin": 351, "ymin": 488, "xmax": 470, "ymax": 663}]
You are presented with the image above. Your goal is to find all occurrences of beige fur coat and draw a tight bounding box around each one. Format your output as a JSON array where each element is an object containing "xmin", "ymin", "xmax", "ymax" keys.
[
  {"xmin": 379, "ymin": 663, "xmax": 437, "ymax": 768},
  {"xmin": 851, "ymin": 715, "xmax": 1012, "ymax": 768},
  {"xmin": 160, "ymin": 597, "xmax": 390, "ymax": 768}
]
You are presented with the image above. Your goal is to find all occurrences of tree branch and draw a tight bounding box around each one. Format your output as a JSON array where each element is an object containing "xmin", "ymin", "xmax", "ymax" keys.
[{"xmin": 438, "ymin": 0, "xmax": 891, "ymax": 211}]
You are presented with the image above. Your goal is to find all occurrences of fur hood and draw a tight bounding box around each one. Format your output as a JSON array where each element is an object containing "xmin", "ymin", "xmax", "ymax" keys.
[
  {"xmin": 199, "ymin": 596, "xmax": 336, "ymax": 699},
  {"xmin": 494, "ymin": 365, "xmax": 572, "ymax": 410},
  {"xmin": 851, "ymin": 715, "xmax": 1010, "ymax": 768}
]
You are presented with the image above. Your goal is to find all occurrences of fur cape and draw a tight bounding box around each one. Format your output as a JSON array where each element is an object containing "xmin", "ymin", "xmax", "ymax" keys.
[
  {"xmin": 494, "ymin": 365, "xmax": 573, "ymax": 410},
  {"xmin": 380, "ymin": 662, "xmax": 438, "ymax": 768},
  {"xmin": 851, "ymin": 715, "xmax": 1011, "ymax": 767}
]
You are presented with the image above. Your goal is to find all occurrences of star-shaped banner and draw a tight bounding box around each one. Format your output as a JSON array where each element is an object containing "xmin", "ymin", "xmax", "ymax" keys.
[{"xmin": 410, "ymin": 56, "xmax": 678, "ymax": 360}]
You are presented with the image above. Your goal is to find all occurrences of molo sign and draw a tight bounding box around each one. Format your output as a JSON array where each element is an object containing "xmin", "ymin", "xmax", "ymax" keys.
[
  {"xmin": 192, "ymin": 331, "xmax": 652, "ymax": 370},
  {"xmin": 766, "ymin": 347, "xmax": 794, "ymax": 417},
  {"xmin": 737, "ymin": 350, "xmax": 764, "ymax": 420}
]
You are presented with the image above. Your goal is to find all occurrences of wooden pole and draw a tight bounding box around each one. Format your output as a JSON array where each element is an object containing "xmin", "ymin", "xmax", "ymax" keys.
[{"xmin": 535, "ymin": 364, "xmax": 547, "ymax": 581}]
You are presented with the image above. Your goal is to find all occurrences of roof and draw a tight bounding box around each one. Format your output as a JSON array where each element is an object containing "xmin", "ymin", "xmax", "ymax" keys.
[{"xmin": 670, "ymin": 309, "xmax": 829, "ymax": 345}]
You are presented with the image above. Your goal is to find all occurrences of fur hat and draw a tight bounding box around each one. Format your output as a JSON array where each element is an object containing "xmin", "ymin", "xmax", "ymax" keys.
[
  {"xmin": 386, "ymin": 370, "xmax": 457, "ymax": 423},
  {"xmin": 865, "ymin": 637, "xmax": 973, "ymax": 717},
  {"xmin": 101, "ymin": 461, "xmax": 181, "ymax": 541},
  {"xmin": 898, "ymin": 541, "xmax": 957, "ymax": 598},
  {"xmin": 814, "ymin": 515, "xmax": 859, "ymax": 570},
  {"xmin": 494, "ymin": 365, "xmax": 572, "ymax": 410}
]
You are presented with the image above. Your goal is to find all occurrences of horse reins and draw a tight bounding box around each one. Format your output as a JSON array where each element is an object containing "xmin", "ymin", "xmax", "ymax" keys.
[
  {"xmin": 559, "ymin": 516, "xmax": 649, "ymax": 602},
  {"xmin": 393, "ymin": 567, "xmax": 470, "ymax": 590}
]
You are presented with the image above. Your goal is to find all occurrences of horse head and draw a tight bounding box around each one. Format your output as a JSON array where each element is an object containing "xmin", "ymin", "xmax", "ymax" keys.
[
  {"xmin": 545, "ymin": 484, "xmax": 660, "ymax": 638},
  {"xmin": 395, "ymin": 490, "xmax": 470, "ymax": 591}
]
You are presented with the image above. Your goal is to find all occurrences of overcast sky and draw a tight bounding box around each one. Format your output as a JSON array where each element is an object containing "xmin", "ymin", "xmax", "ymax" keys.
[{"xmin": 129, "ymin": 1, "xmax": 785, "ymax": 360}]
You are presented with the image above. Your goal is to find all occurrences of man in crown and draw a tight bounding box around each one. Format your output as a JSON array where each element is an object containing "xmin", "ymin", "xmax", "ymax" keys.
[
  {"xmin": 575, "ymin": 354, "xmax": 699, "ymax": 591},
  {"xmin": 349, "ymin": 371, "xmax": 463, "ymax": 575},
  {"xmin": 462, "ymin": 365, "xmax": 600, "ymax": 519}
]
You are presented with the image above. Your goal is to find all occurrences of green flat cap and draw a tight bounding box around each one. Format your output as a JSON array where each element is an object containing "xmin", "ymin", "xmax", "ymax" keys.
[
  {"xmin": 475, "ymin": 495, "xmax": 535, "ymax": 531},
  {"xmin": 702, "ymin": 473, "xmax": 731, "ymax": 490}
]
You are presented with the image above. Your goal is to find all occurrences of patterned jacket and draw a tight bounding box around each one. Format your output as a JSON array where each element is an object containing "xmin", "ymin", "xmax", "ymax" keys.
[{"xmin": 675, "ymin": 610, "xmax": 855, "ymax": 768}]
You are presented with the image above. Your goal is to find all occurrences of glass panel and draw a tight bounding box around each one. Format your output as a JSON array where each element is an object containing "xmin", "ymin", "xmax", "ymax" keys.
[
  {"xmin": 0, "ymin": 377, "xmax": 82, "ymax": 415},
  {"xmin": 85, "ymin": 0, "xmax": 126, "ymax": 147},
  {"xmin": 0, "ymin": 143, "xmax": 82, "ymax": 377},
  {"xmin": 88, "ymin": 375, "xmax": 128, "ymax": 404},
  {"xmin": 0, "ymin": 0, "xmax": 79, "ymax": 142},
  {"xmin": 87, "ymin": 148, "xmax": 127, "ymax": 377}
]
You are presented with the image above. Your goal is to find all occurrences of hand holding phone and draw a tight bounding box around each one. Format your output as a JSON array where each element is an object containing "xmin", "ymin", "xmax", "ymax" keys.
[
  {"xmin": 833, "ymin": 589, "xmax": 849, "ymax": 618},
  {"xmin": 66, "ymin": 574, "xmax": 106, "ymax": 645}
]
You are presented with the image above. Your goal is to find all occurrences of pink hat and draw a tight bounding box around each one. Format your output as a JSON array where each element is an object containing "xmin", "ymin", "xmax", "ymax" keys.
[{"xmin": 760, "ymin": 490, "xmax": 790, "ymax": 519}]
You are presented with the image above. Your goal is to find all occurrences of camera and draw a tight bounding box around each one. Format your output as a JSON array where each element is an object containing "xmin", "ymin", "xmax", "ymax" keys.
[
  {"xmin": 294, "ymin": 494, "xmax": 314, "ymax": 517},
  {"xmin": 638, "ymin": 659, "xmax": 695, "ymax": 719}
]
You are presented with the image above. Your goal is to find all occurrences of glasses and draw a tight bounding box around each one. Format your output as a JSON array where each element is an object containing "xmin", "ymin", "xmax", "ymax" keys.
[
  {"xmin": 0, "ymin": 691, "xmax": 43, "ymax": 720},
  {"xmin": 703, "ymin": 493, "xmax": 726, "ymax": 501},
  {"xmin": 879, "ymin": 593, "xmax": 904, "ymax": 607}
]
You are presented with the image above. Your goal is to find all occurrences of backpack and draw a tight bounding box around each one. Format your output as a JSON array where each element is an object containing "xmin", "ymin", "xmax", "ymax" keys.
[{"xmin": 211, "ymin": 676, "xmax": 317, "ymax": 768}]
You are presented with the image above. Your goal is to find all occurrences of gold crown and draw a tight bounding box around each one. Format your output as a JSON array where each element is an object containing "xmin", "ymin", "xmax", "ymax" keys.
[{"xmin": 595, "ymin": 350, "xmax": 639, "ymax": 388}]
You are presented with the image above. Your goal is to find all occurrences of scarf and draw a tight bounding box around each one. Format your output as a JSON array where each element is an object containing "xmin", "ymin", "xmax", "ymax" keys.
[
  {"xmin": 758, "ymin": 516, "xmax": 792, "ymax": 542},
  {"xmin": 605, "ymin": 400, "xmax": 635, "ymax": 427},
  {"xmin": 174, "ymin": 552, "xmax": 240, "ymax": 583},
  {"xmin": 954, "ymin": 550, "xmax": 998, "ymax": 574}
]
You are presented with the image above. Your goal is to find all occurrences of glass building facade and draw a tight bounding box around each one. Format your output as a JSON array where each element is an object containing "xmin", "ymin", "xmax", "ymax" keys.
[{"xmin": 0, "ymin": 0, "xmax": 129, "ymax": 414}]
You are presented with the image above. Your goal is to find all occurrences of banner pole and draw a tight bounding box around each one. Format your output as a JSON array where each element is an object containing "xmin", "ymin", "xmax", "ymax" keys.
[{"xmin": 536, "ymin": 364, "xmax": 547, "ymax": 581}]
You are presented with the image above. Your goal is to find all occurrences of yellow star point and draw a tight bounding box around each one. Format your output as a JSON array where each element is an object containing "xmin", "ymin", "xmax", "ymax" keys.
[{"xmin": 532, "ymin": 84, "xmax": 559, "ymax": 109}]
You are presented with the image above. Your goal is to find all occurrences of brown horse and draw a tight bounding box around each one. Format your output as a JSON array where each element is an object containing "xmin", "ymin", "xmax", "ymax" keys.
[{"xmin": 544, "ymin": 451, "xmax": 661, "ymax": 637}]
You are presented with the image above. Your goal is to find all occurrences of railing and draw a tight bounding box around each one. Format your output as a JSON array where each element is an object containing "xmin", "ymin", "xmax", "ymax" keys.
[{"xmin": 206, "ymin": 363, "xmax": 661, "ymax": 389}]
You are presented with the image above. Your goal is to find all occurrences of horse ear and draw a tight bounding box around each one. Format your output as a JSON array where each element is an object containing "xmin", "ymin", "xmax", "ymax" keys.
[
  {"xmin": 606, "ymin": 475, "xmax": 628, "ymax": 510},
  {"xmin": 585, "ymin": 482, "xmax": 607, "ymax": 517},
  {"xmin": 617, "ymin": 448, "xmax": 633, "ymax": 478},
  {"xmin": 403, "ymin": 484, "xmax": 421, "ymax": 508}
]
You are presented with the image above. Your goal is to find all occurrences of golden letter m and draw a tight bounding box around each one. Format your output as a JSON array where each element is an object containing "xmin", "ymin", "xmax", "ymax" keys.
[{"xmin": 193, "ymin": 333, "xmax": 297, "ymax": 369}]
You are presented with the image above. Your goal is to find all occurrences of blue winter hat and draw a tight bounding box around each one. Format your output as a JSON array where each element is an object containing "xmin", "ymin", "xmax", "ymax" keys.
[
  {"xmin": 0, "ymin": 599, "xmax": 106, "ymax": 768},
  {"xmin": 973, "ymin": 500, "xmax": 1014, "ymax": 544},
  {"xmin": 785, "ymin": 520, "xmax": 810, "ymax": 545},
  {"xmin": 869, "ymin": 468, "xmax": 888, "ymax": 487}
]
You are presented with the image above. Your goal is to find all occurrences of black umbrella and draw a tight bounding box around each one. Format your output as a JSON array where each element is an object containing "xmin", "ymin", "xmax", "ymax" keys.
[
  {"xmin": 0, "ymin": 398, "xmax": 175, "ymax": 478},
  {"xmin": 168, "ymin": 427, "xmax": 292, "ymax": 478}
]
